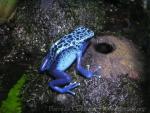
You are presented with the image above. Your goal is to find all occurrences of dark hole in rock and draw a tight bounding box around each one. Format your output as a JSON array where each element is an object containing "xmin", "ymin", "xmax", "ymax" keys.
[{"xmin": 94, "ymin": 43, "xmax": 115, "ymax": 54}]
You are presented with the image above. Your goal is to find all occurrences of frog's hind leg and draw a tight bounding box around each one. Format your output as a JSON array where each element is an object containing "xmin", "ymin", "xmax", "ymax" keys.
[{"xmin": 48, "ymin": 69, "xmax": 80, "ymax": 95}]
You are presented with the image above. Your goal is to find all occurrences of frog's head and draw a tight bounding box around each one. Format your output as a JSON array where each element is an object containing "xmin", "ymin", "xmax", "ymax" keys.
[{"xmin": 74, "ymin": 26, "xmax": 94, "ymax": 43}]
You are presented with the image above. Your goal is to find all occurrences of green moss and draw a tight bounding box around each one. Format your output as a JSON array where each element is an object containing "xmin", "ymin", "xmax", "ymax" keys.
[
  {"xmin": 0, "ymin": 0, "xmax": 17, "ymax": 23},
  {"xmin": 0, "ymin": 74, "xmax": 27, "ymax": 113}
]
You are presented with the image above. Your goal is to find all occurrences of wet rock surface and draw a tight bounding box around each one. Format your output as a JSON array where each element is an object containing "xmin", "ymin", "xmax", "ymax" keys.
[
  {"xmin": 22, "ymin": 73, "xmax": 145, "ymax": 113},
  {"xmin": 0, "ymin": 0, "xmax": 150, "ymax": 113}
]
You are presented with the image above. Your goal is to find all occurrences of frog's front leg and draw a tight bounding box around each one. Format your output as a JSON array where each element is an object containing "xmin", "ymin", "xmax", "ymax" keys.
[
  {"xmin": 48, "ymin": 69, "xmax": 80, "ymax": 95},
  {"xmin": 76, "ymin": 44, "xmax": 101, "ymax": 78},
  {"xmin": 75, "ymin": 42, "xmax": 94, "ymax": 78},
  {"xmin": 76, "ymin": 51, "xmax": 93, "ymax": 78}
]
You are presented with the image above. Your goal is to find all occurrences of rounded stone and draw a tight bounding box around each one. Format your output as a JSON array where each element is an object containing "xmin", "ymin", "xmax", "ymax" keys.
[{"xmin": 84, "ymin": 35, "xmax": 144, "ymax": 80}]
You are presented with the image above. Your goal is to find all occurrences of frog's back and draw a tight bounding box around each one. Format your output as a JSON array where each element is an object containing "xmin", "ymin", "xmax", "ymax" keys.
[
  {"xmin": 39, "ymin": 26, "xmax": 94, "ymax": 72},
  {"xmin": 49, "ymin": 34, "xmax": 76, "ymax": 60},
  {"xmin": 50, "ymin": 26, "xmax": 94, "ymax": 58},
  {"xmin": 39, "ymin": 33, "xmax": 77, "ymax": 72}
]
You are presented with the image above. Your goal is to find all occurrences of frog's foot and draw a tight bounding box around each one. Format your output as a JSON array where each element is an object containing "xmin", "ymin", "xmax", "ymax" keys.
[
  {"xmin": 76, "ymin": 50, "xmax": 101, "ymax": 78},
  {"xmin": 88, "ymin": 64, "xmax": 101, "ymax": 78},
  {"xmin": 64, "ymin": 82, "xmax": 80, "ymax": 95},
  {"xmin": 49, "ymin": 82, "xmax": 80, "ymax": 95},
  {"xmin": 76, "ymin": 64, "xmax": 102, "ymax": 79},
  {"xmin": 76, "ymin": 64, "xmax": 93, "ymax": 78},
  {"xmin": 87, "ymin": 65, "xmax": 101, "ymax": 78}
]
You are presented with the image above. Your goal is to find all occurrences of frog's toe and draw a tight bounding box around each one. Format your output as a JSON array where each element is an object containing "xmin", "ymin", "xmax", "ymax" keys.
[
  {"xmin": 94, "ymin": 66, "xmax": 101, "ymax": 72},
  {"xmin": 67, "ymin": 90, "xmax": 76, "ymax": 95},
  {"xmin": 51, "ymin": 86, "xmax": 74, "ymax": 95},
  {"xmin": 48, "ymin": 82, "xmax": 80, "ymax": 95},
  {"xmin": 65, "ymin": 82, "xmax": 80, "ymax": 89},
  {"xmin": 93, "ymin": 66, "xmax": 101, "ymax": 76}
]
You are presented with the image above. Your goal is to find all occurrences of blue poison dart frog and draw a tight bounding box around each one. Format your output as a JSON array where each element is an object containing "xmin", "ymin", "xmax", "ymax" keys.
[{"xmin": 39, "ymin": 26, "xmax": 100, "ymax": 95}]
